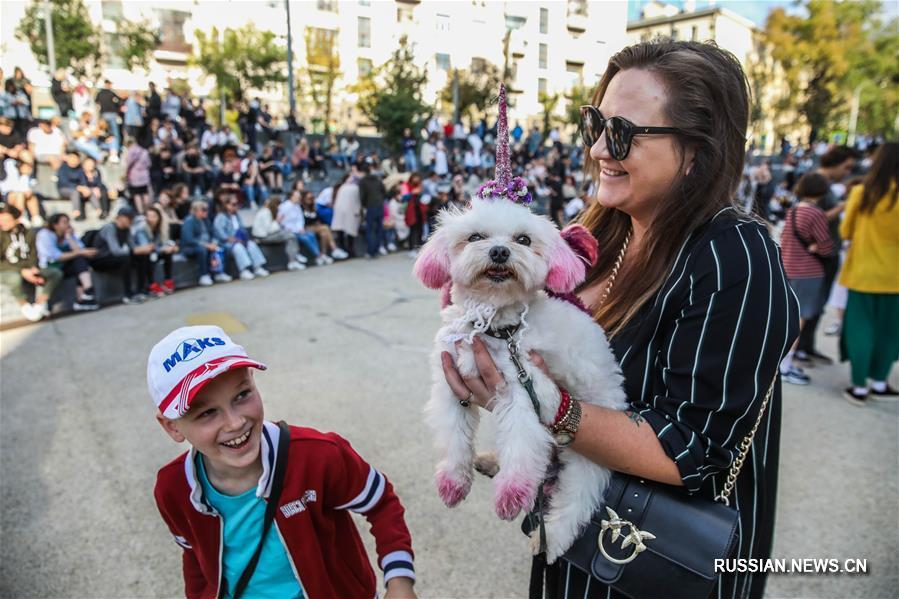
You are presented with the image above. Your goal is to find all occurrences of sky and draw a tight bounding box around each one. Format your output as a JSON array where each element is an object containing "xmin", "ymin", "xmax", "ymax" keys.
[{"xmin": 627, "ymin": 0, "xmax": 799, "ymax": 27}]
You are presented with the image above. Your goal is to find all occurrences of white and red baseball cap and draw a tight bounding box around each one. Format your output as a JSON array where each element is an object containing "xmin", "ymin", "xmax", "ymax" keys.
[{"xmin": 147, "ymin": 326, "xmax": 267, "ymax": 419}]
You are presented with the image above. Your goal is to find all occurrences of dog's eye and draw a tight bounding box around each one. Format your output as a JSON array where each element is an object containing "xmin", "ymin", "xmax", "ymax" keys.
[
  {"xmin": 468, "ymin": 233, "xmax": 484, "ymax": 242},
  {"xmin": 515, "ymin": 235, "xmax": 532, "ymax": 246}
]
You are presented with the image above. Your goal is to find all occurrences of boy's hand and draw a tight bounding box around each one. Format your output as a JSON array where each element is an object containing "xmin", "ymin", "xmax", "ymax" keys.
[{"xmin": 385, "ymin": 577, "xmax": 416, "ymax": 599}]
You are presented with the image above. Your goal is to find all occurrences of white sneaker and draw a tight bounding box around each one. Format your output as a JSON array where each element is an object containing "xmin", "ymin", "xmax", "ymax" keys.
[
  {"xmin": 378, "ymin": 246, "xmax": 388, "ymax": 256},
  {"xmin": 287, "ymin": 260, "xmax": 306, "ymax": 271},
  {"xmin": 198, "ymin": 274, "xmax": 213, "ymax": 286},
  {"xmin": 239, "ymin": 269, "xmax": 255, "ymax": 281},
  {"xmin": 323, "ymin": 254, "xmax": 334, "ymax": 264},
  {"xmin": 253, "ymin": 267, "xmax": 270, "ymax": 277},
  {"xmin": 214, "ymin": 273, "xmax": 233, "ymax": 283},
  {"xmin": 331, "ymin": 248, "xmax": 349, "ymax": 260},
  {"xmin": 387, "ymin": 243, "xmax": 397, "ymax": 252},
  {"xmin": 315, "ymin": 255, "xmax": 327, "ymax": 266},
  {"xmin": 39, "ymin": 303, "xmax": 51, "ymax": 317},
  {"xmin": 20, "ymin": 303, "xmax": 43, "ymax": 322},
  {"xmin": 296, "ymin": 254, "xmax": 309, "ymax": 264},
  {"xmin": 108, "ymin": 153, "xmax": 120, "ymax": 164}
]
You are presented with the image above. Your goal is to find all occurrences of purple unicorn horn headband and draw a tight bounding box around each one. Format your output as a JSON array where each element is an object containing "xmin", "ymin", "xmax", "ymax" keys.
[{"xmin": 476, "ymin": 83, "xmax": 532, "ymax": 205}]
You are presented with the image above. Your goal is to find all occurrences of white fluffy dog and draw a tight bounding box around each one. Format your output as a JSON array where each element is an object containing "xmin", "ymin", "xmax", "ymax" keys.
[{"xmin": 414, "ymin": 197, "xmax": 627, "ymax": 562}]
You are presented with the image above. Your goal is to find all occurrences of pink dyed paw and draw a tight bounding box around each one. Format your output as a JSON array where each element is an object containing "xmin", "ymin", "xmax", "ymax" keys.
[
  {"xmin": 494, "ymin": 479, "xmax": 536, "ymax": 520},
  {"xmin": 436, "ymin": 471, "xmax": 471, "ymax": 507}
]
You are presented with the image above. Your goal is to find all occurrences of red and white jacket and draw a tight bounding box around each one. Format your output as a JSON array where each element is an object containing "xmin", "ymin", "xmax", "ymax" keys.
[{"xmin": 154, "ymin": 421, "xmax": 415, "ymax": 598}]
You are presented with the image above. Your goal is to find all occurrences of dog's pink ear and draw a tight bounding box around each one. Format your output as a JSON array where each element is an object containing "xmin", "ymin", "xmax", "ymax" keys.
[
  {"xmin": 546, "ymin": 238, "xmax": 587, "ymax": 293},
  {"xmin": 560, "ymin": 224, "xmax": 598, "ymax": 268},
  {"xmin": 413, "ymin": 233, "xmax": 451, "ymax": 289}
]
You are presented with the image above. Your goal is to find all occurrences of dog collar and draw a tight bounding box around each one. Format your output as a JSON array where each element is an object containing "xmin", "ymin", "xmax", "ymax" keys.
[{"xmin": 481, "ymin": 323, "xmax": 521, "ymax": 341}]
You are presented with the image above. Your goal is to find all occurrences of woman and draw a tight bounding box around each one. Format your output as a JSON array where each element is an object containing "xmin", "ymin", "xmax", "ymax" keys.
[
  {"xmin": 252, "ymin": 195, "xmax": 305, "ymax": 271},
  {"xmin": 440, "ymin": 41, "xmax": 798, "ymax": 599},
  {"xmin": 35, "ymin": 213, "xmax": 99, "ymax": 311},
  {"xmin": 402, "ymin": 173, "xmax": 426, "ymax": 255},
  {"xmin": 124, "ymin": 136, "xmax": 151, "ymax": 214},
  {"xmin": 79, "ymin": 157, "xmax": 110, "ymax": 219},
  {"xmin": 132, "ymin": 206, "xmax": 178, "ymax": 296},
  {"xmin": 778, "ymin": 173, "xmax": 836, "ymax": 385},
  {"xmin": 838, "ymin": 142, "xmax": 899, "ymax": 404},
  {"xmin": 300, "ymin": 190, "xmax": 346, "ymax": 260},
  {"xmin": 259, "ymin": 144, "xmax": 283, "ymax": 192},
  {"xmin": 331, "ymin": 168, "xmax": 362, "ymax": 257}
]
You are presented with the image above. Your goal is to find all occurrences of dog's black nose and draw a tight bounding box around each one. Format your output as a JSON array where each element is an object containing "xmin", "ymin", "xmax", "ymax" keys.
[{"xmin": 489, "ymin": 245, "xmax": 510, "ymax": 264}]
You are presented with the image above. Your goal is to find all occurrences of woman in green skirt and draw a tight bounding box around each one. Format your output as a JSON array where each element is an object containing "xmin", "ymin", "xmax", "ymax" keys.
[{"xmin": 839, "ymin": 142, "xmax": 899, "ymax": 405}]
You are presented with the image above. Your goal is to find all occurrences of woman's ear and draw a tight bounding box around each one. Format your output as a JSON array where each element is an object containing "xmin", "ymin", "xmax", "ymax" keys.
[
  {"xmin": 413, "ymin": 230, "xmax": 451, "ymax": 289},
  {"xmin": 545, "ymin": 237, "xmax": 587, "ymax": 294}
]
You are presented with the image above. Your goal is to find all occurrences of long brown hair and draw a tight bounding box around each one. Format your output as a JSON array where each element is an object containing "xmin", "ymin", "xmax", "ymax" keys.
[
  {"xmin": 859, "ymin": 142, "xmax": 898, "ymax": 213},
  {"xmin": 578, "ymin": 40, "xmax": 750, "ymax": 337}
]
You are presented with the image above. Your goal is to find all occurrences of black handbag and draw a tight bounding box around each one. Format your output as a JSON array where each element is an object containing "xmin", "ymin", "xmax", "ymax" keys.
[{"xmin": 525, "ymin": 376, "xmax": 777, "ymax": 599}]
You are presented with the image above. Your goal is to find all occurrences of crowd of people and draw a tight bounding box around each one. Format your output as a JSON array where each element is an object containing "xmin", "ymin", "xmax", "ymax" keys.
[
  {"xmin": 2, "ymin": 65, "xmax": 896, "ymax": 408},
  {"xmin": 1, "ymin": 66, "xmax": 595, "ymax": 324}
]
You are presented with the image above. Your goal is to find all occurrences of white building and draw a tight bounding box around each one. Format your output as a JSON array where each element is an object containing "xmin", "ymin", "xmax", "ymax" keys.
[{"xmin": 1, "ymin": 0, "xmax": 628, "ymax": 132}]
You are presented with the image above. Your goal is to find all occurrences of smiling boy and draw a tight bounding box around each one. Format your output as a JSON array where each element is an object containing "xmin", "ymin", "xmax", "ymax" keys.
[{"xmin": 148, "ymin": 326, "xmax": 416, "ymax": 598}]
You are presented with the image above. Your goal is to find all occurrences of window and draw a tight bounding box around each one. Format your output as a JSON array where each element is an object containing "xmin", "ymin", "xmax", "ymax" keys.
[
  {"xmin": 567, "ymin": 0, "xmax": 588, "ymax": 17},
  {"xmin": 104, "ymin": 32, "xmax": 125, "ymax": 68},
  {"xmin": 359, "ymin": 0, "xmax": 370, "ymax": 5},
  {"xmin": 538, "ymin": 78, "xmax": 547, "ymax": 97},
  {"xmin": 317, "ymin": 0, "xmax": 338, "ymax": 12},
  {"xmin": 670, "ymin": 26, "xmax": 679, "ymax": 40},
  {"xmin": 358, "ymin": 58, "xmax": 373, "ymax": 77},
  {"xmin": 691, "ymin": 25, "xmax": 698, "ymax": 41},
  {"xmin": 101, "ymin": 0, "xmax": 123, "ymax": 20},
  {"xmin": 436, "ymin": 53, "xmax": 451, "ymax": 73},
  {"xmin": 357, "ymin": 16, "xmax": 371, "ymax": 47},
  {"xmin": 539, "ymin": 8, "xmax": 548, "ymax": 34},
  {"xmin": 565, "ymin": 61, "xmax": 583, "ymax": 87},
  {"xmin": 538, "ymin": 43, "xmax": 547, "ymax": 69},
  {"xmin": 307, "ymin": 27, "xmax": 338, "ymax": 66},
  {"xmin": 436, "ymin": 13, "xmax": 450, "ymax": 33},
  {"xmin": 155, "ymin": 9, "xmax": 189, "ymax": 53},
  {"xmin": 397, "ymin": 6, "xmax": 414, "ymax": 23}
]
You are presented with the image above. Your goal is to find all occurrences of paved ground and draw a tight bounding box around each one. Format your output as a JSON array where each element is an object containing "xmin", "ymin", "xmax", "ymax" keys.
[{"xmin": 1, "ymin": 254, "xmax": 896, "ymax": 598}]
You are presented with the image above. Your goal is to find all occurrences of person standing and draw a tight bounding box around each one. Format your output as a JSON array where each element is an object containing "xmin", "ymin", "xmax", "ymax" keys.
[
  {"xmin": 359, "ymin": 162, "xmax": 386, "ymax": 259},
  {"xmin": 778, "ymin": 173, "xmax": 836, "ymax": 385},
  {"xmin": 441, "ymin": 41, "xmax": 798, "ymax": 599},
  {"xmin": 95, "ymin": 80, "xmax": 122, "ymax": 146},
  {"xmin": 123, "ymin": 91, "xmax": 144, "ymax": 141},
  {"xmin": 795, "ymin": 146, "xmax": 857, "ymax": 365},
  {"xmin": 838, "ymin": 142, "xmax": 899, "ymax": 404},
  {"xmin": 402, "ymin": 127, "xmax": 418, "ymax": 172}
]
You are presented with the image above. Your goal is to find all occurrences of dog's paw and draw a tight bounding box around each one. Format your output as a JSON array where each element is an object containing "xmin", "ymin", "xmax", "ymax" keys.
[
  {"xmin": 435, "ymin": 470, "xmax": 471, "ymax": 507},
  {"xmin": 494, "ymin": 478, "xmax": 536, "ymax": 521},
  {"xmin": 474, "ymin": 452, "xmax": 500, "ymax": 478}
]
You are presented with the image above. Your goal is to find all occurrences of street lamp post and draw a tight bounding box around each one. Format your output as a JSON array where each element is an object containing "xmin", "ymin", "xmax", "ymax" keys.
[
  {"xmin": 848, "ymin": 81, "xmax": 872, "ymax": 148},
  {"xmin": 43, "ymin": 0, "xmax": 56, "ymax": 74},
  {"xmin": 285, "ymin": 0, "xmax": 296, "ymax": 121}
]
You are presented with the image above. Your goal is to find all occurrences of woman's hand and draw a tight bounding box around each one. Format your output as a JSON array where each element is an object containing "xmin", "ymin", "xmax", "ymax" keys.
[{"xmin": 440, "ymin": 337, "xmax": 554, "ymax": 412}]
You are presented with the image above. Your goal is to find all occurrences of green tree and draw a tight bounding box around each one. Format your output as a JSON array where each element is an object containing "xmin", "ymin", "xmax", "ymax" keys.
[
  {"xmin": 563, "ymin": 82, "xmax": 594, "ymax": 129},
  {"xmin": 439, "ymin": 62, "xmax": 503, "ymax": 123},
  {"xmin": 354, "ymin": 36, "xmax": 430, "ymax": 151},
  {"xmin": 304, "ymin": 27, "xmax": 341, "ymax": 133},
  {"xmin": 117, "ymin": 19, "xmax": 159, "ymax": 71},
  {"xmin": 764, "ymin": 0, "xmax": 886, "ymax": 141},
  {"xmin": 538, "ymin": 92, "xmax": 561, "ymax": 140},
  {"xmin": 192, "ymin": 24, "xmax": 286, "ymax": 103},
  {"xmin": 15, "ymin": 0, "xmax": 100, "ymax": 76}
]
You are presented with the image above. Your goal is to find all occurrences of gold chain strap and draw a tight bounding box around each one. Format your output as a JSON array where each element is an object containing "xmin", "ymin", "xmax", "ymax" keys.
[
  {"xmin": 596, "ymin": 229, "xmax": 632, "ymax": 310},
  {"xmin": 715, "ymin": 375, "xmax": 777, "ymax": 506}
]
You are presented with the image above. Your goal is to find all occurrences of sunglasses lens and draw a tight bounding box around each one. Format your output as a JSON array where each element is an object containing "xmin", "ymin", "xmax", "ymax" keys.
[
  {"xmin": 580, "ymin": 108, "xmax": 600, "ymax": 147},
  {"xmin": 606, "ymin": 117, "xmax": 630, "ymax": 160}
]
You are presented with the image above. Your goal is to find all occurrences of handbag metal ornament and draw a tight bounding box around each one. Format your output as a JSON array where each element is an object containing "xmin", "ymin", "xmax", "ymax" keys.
[{"xmin": 598, "ymin": 506, "xmax": 656, "ymax": 565}]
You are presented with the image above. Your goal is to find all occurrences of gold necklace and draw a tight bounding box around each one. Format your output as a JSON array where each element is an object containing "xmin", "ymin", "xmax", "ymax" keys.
[{"xmin": 596, "ymin": 229, "xmax": 632, "ymax": 310}]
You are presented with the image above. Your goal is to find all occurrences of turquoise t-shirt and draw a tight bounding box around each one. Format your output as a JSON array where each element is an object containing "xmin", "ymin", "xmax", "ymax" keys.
[{"xmin": 196, "ymin": 456, "xmax": 304, "ymax": 599}]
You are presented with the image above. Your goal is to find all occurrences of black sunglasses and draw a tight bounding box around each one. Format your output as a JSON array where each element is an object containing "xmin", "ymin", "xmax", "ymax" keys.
[{"xmin": 579, "ymin": 105, "xmax": 682, "ymax": 161}]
